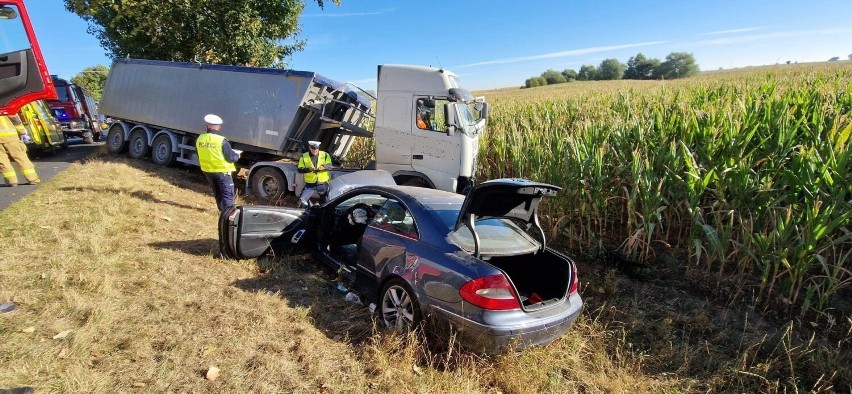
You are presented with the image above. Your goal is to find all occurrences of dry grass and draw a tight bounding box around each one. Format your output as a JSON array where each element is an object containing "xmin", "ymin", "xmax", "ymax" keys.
[{"xmin": 0, "ymin": 153, "xmax": 682, "ymax": 393}]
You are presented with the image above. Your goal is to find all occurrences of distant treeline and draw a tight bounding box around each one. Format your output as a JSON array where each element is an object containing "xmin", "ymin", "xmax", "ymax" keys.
[{"xmin": 524, "ymin": 52, "xmax": 700, "ymax": 88}]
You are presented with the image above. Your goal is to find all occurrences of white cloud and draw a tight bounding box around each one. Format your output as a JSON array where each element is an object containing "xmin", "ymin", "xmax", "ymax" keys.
[
  {"xmin": 702, "ymin": 27, "xmax": 762, "ymax": 36},
  {"xmin": 455, "ymin": 41, "xmax": 668, "ymax": 68},
  {"xmin": 699, "ymin": 28, "xmax": 852, "ymax": 45},
  {"xmin": 303, "ymin": 9, "xmax": 394, "ymax": 18}
]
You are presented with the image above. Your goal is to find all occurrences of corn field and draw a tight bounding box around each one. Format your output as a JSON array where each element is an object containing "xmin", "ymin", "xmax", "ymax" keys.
[{"xmin": 479, "ymin": 64, "xmax": 852, "ymax": 314}]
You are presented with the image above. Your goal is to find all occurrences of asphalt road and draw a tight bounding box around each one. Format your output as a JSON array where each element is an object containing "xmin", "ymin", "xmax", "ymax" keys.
[{"xmin": 0, "ymin": 139, "xmax": 103, "ymax": 211}]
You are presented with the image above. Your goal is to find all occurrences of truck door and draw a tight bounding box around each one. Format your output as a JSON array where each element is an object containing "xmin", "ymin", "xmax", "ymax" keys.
[
  {"xmin": 0, "ymin": 1, "xmax": 57, "ymax": 115},
  {"xmin": 411, "ymin": 96, "xmax": 461, "ymax": 192}
]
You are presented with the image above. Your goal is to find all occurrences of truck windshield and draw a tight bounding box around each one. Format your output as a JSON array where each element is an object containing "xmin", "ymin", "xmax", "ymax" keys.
[
  {"xmin": 457, "ymin": 103, "xmax": 478, "ymax": 135},
  {"xmin": 448, "ymin": 75, "xmax": 462, "ymax": 89},
  {"xmin": 54, "ymin": 87, "xmax": 69, "ymax": 102}
]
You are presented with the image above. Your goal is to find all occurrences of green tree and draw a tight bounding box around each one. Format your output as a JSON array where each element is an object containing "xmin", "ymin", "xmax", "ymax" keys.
[
  {"xmin": 524, "ymin": 76, "xmax": 547, "ymax": 88},
  {"xmin": 64, "ymin": 0, "xmax": 339, "ymax": 67},
  {"xmin": 541, "ymin": 69, "xmax": 567, "ymax": 85},
  {"xmin": 71, "ymin": 65, "xmax": 109, "ymax": 101},
  {"xmin": 655, "ymin": 52, "xmax": 700, "ymax": 79},
  {"xmin": 561, "ymin": 68, "xmax": 578, "ymax": 82},
  {"xmin": 624, "ymin": 53, "xmax": 661, "ymax": 80},
  {"xmin": 577, "ymin": 64, "xmax": 597, "ymax": 81},
  {"xmin": 597, "ymin": 58, "xmax": 625, "ymax": 80}
]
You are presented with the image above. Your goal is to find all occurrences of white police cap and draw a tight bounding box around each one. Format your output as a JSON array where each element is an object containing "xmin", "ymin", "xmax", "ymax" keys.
[
  {"xmin": 308, "ymin": 140, "xmax": 321, "ymax": 148},
  {"xmin": 204, "ymin": 114, "xmax": 223, "ymax": 125}
]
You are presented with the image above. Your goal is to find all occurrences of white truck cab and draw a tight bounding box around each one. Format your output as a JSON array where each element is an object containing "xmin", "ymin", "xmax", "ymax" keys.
[{"xmin": 374, "ymin": 65, "xmax": 487, "ymax": 194}]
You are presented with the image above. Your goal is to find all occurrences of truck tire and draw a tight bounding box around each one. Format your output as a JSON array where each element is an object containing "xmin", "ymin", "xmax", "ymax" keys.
[
  {"xmin": 151, "ymin": 134, "xmax": 177, "ymax": 166},
  {"xmin": 252, "ymin": 167, "xmax": 288, "ymax": 203},
  {"xmin": 127, "ymin": 130, "xmax": 150, "ymax": 159},
  {"xmin": 107, "ymin": 124, "xmax": 127, "ymax": 153}
]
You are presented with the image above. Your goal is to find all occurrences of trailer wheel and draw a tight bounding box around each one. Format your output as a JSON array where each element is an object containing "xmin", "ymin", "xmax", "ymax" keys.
[
  {"xmin": 151, "ymin": 134, "xmax": 177, "ymax": 166},
  {"xmin": 107, "ymin": 124, "xmax": 127, "ymax": 153},
  {"xmin": 252, "ymin": 167, "xmax": 287, "ymax": 203},
  {"xmin": 127, "ymin": 130, "xmax": 150, "ymax": 159}
]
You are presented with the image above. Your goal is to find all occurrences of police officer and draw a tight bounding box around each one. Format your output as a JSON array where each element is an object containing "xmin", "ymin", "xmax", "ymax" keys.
[
  {"xmin": 195, "ymin": 114, "xmax": 240, "ymax": 212},
  {"xmin": 0, "ymin": 115, "xmax": 40, "ymax": 187},
  {"xmin": 297, "ymin": 140, "xmax": 332, "ymax": 207}
]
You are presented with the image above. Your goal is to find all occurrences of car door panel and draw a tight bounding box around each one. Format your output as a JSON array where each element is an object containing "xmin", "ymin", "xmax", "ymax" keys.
[{"xmin": 221, "ymin": 206, "xmax": 309, "ymax": 259}]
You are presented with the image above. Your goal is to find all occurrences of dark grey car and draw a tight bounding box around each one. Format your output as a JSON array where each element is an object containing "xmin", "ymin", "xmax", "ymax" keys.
[{"xmin": 219, "ymin": 175, "xmax": 583, "ymax": 354}]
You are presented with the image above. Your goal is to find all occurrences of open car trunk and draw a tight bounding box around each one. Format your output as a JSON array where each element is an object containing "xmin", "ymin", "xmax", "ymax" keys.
[{"xmin": 485, "ymin": 249, "xmax": 570, "ymax": 308}]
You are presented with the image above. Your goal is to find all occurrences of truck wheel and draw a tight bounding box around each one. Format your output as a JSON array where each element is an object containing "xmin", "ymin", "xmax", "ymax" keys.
[
  {"xmin": 252, "ymin": 167, "xmax": 287, "ymax": 203},
  {"xmin": 107, "ymin": 124, "xmax": 127, "ymax": 153},
  {"xmin": 151, "ymin": 134, "xmax": 177, "ymax": 166},
  {"xmin": 127, "ymin": 130, "xmax": 150, "ymax": 159}
]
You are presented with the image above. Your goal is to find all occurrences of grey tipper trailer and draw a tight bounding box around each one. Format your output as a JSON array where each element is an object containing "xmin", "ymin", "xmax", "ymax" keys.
[
  {"xmin": 100, "ymin": 58, "xmax": 373, "ymax": 166},
  {"xmin": 101, "ymin": 58, "xmax": 489, "ymax": 203}
]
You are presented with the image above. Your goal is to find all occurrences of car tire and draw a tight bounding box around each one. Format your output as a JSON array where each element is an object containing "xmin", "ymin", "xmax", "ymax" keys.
[
  {"xmin": 251, "ymin": 167, "xmax": 287, "ymax": 203},
  {"xmin": 107, "ymin": 124, "xmax": 127, "ymax": 153},
  {"xmin": 380, "ymin": 278, "xmax": 422, "ymax": 332},
  {"xmin": 127, "ymin": 130, "xmax": 149, "ymax": 159},
  {"xmin": 151, "ymin": 134, "xmax": 177, "ymax": 166}
]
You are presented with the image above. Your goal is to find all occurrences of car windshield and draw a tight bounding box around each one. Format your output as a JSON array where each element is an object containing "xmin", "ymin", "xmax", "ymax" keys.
[{"xmin": 428, "ymin": 204, "xmax": 540, "ymax": 256}]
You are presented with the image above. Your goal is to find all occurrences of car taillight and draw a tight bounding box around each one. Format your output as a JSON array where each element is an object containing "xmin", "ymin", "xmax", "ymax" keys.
[
  {"xmin": 459, "ymin": 274, "xmax": 521, "ymax": 310},
  {"xmin": 569, "ymin": 261, "xmax": 579, "ymax": 294}
]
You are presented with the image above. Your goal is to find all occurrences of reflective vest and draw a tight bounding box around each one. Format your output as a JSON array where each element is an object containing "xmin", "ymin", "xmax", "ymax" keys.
[
  {"xmin": 299, "ymin": 150, "xmax": 331, "ymax": 183},
  {"xmin": 196, "ymin": 133, "xmax": 236, "ymax": 173},
  {"xmin": 0, "ymin": 116, "xmax": 23, "ymax": 141}
]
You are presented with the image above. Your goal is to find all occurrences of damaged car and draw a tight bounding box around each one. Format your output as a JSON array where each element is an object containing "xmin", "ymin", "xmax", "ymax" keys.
[{"xmin": 219, "ymin": 171, "xmax": 583, "ymax": 354}]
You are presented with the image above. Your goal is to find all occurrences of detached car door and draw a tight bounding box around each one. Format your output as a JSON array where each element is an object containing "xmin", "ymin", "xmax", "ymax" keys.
[
  {"xmin": 219, "ymin": 206, "xmax": 311, "ymax": 260},
  {"xmin": 0, "ymin": 1, "xmax": 57, "ymax": 115}
]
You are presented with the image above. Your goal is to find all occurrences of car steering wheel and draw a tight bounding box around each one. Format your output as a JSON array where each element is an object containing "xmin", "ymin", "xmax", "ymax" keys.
[{"xmin": 346, "ymin": 203, "xmax": 373, "ymax": 225}]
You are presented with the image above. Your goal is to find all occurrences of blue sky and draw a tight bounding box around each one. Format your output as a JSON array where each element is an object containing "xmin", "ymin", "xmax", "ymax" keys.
[{"xmin": 25, "ymin": 0, "xmax": 852, "ymax": 91}]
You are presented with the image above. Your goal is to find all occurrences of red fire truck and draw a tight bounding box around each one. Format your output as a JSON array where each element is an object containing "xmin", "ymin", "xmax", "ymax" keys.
[{"xmin": 49, "ymin": 75, "xmax": 101, "ymax": 143}]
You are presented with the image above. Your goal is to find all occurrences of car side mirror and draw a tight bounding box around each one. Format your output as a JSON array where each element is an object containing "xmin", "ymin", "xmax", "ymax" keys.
[{"xmin": 444, "ymin": 103, "xmax": 458, "ymax": 136}]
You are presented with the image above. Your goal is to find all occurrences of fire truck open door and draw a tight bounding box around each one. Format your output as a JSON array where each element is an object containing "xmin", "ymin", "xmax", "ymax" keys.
[{"xmin": 0, "ymin": 0, "xmax": 57, "ymax": 115}]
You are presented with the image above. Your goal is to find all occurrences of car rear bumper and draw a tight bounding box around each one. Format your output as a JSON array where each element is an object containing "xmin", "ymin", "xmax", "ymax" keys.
[{"xmin": 427, "ymin": 292, "xmax": 583, "ymax": 354}]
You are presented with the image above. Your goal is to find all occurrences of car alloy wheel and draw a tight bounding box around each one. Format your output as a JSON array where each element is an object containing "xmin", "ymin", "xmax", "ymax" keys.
[{"xmin": 380, "ymin": 279, "xmax": 421, "ymax": 332}]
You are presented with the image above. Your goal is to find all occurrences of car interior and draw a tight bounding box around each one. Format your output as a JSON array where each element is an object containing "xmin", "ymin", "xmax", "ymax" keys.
[{"xmin": 320, "ymin": 194, "xmax": 388, "ymax": 269}]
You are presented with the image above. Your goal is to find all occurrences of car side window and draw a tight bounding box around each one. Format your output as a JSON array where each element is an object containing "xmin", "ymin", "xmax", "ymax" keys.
[
  {"xmin": 369, "ymin": 199, "xmax": 418, "ymax": 240},
  {"xmin": 414, "ymin": 97, "xmax": 447, "ymax": 133}
]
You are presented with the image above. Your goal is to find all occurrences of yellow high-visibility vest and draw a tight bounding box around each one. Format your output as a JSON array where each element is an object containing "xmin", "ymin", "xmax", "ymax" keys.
[
  {"xmin": 299, "ymin": 151, "xmax": 331, "ymax": 183},
  {"xmin": 0, "ymin": 116, "xmax": 23, "ymax": 139},
  {"xmin": 196, "ymin": 133, "xmax": 236, "ymax": 173}
]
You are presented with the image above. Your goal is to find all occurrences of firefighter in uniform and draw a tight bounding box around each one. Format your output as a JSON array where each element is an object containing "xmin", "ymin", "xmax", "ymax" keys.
[
  {"xmin": 297, "ymin": 140, "xmax": 332, "ymax": 208},
  {"xmin": 0, "ymin": 115, "xmax": 40, "ymax": 187},
  {"xmin": 195, "ymin": 114, "xmax": 240, "ymax": 212}
]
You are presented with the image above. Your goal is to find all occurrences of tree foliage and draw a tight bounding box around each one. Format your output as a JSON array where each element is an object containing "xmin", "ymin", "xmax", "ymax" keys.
[
  {"xmin": 64, "ymin": 0, "xmax": 339, "ymax": 67},
  {"xmin": 521, "ymin": 51, "xmax": 700, "ymax": 86},
  {"xmin": 541, "ymin": 69, "xmax": 567, "ymax": 85},
  {"xmin": 655, "ymin": 52, "xmax": 700, "ymax": 79},
  {"xmin": 597, "ymin": 58, "xmax": 625, "ymax": 80},
  {"xmin": 624, "ymin": 53, "xmax": 661, "ymax": 80},
  {"xmin": 577, "ymin": 65, "xmax": 598, "ymax": 81},
  {"xmin": 71, "ymin": 65, "xmax": 109, "ymax": 101},
  {"xmin": 524, "ymin": 76, "xmax": 547, "ymax": 88}
]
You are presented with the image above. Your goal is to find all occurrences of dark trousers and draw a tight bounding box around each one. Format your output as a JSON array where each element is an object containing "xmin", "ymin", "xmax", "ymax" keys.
[{"xmin": 204, "ymin": 172, "xmax": 235, "ymax": 212}]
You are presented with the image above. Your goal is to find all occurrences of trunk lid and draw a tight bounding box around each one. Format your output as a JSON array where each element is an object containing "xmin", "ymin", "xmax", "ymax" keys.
[{"xmin": 453, "ymin": 178, "xmax": 560, "ymax": 258}]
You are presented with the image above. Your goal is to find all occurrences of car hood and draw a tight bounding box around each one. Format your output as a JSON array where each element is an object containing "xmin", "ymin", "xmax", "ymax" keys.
[
  {"xmin": 454, "ymin": 178, "xmax": 560, "ymax": 230},
  {"xmin": 327, "ymin": 169, "xmax": 396, "ymax": 200}
]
